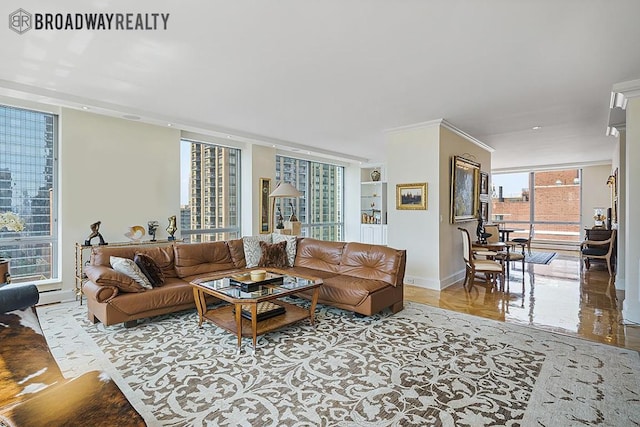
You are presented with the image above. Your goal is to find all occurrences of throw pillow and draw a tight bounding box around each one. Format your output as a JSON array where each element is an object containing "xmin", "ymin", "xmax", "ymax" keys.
[
  {"xmin": 258, "ymin": 240, "xmax": 289, "ymax": 268},
  {"xmin": 134, "ymin": 253, "xmax": 165, "ymax": 287},
  {"xmin": 242, "ymin": 235, "xmax": 272, "ymax": 268},
  {"xmin": 110, "ymin": 256, "xmax": 153, "ymax": 290},
  {"xmin": 271, "ymin": 233, "xmax": 297, "ymax": 267}
]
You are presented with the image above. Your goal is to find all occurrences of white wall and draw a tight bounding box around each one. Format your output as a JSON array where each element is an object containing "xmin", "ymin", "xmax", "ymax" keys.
[
  {"xmin": 386, "ymin": 124, "xmax": 441, "ymax": 288},
  {"xmin": 580, "ymin": 164, "xmax": 613, "ymax": 234},
  {"xmin": 60, "ymin": 109, "xmax": 181, "ymax": 295}
]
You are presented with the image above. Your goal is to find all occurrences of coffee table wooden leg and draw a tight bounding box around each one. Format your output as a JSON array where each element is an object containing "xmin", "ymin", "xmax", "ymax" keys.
[
  {"xmin": 309, "ymin": 287, "xmax": 320, "ymax": 326},
  {"xmin": 234, "ymin": 303, "xmax": 243, "ymax": 352},
  {"xmin": 251, "ymin": 304, "xmax": 258, "ymax": 350},
  {"xmin": 192, "ymin": 288, "xmax": 205, "ymax": 327}
]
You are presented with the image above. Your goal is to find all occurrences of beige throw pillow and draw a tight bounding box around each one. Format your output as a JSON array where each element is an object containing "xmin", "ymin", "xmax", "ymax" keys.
[{"xmin": 110, "ymin": 256, "xmax": 153, "ymax": 289}]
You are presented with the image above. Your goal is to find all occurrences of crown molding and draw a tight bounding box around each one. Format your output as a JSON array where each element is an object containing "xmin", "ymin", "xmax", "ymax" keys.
[
  {"xmin": 612, "ymin": 78, "xmax": 640, "ymax": 98},
  {"xmin": 384, "ymin": 118, "xmax": 495, "ymax": 153},
  {"xmin": 492, "ymin": 159, "xmax": 612, "ymax": 174}
]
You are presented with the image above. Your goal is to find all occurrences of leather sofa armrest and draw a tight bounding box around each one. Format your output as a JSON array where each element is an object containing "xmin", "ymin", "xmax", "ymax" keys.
[
  {"xmin": 84, "ymin": 265, "xmax": 145, "ymax": 293},
  {"xmin": 0, "ymin": 284, "xmax": 39, "ymax": 314},
  {"xmin": 82, "ymin": 280, "xmax": 119, "ymax": 303}
]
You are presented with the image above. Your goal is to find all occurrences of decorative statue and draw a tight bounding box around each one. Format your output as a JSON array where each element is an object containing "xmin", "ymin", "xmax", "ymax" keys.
[
  {"xmin": 85, "ymin": 221, "xmax": 107, "ymax": 246},
  {"xmin": 288, "ymin": 202, "xmax": 298, "ymax": 222},
  {"xmin": 476, "ymin": 211, "xmax": 491, "ymax": 244},
  {"xmin": 148, "ymin": 220, "xmax": 159, "ymax": 242},
  {"xmin": 276, "ymin": 207, "xmax": 285, "ymax": 229},
  {"xmin": 166, "ymin": 215, "xmax": 177, "ymax": 241}
]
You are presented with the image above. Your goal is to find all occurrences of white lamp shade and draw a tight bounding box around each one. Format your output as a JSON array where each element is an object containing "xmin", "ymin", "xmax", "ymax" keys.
[{"xmin": 269, "ymin": 182, "xmax": 301, "ymax": 198}]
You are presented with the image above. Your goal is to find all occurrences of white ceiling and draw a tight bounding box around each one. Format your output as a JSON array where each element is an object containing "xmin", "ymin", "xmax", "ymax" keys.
[{"xmin": 2, "ymin": 0, "xmax": 639, "ymax": 170}]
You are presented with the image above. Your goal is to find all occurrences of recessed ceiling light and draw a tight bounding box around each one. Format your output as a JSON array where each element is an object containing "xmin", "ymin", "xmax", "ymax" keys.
[
  {"xmin": 167, "ymin": 123, "xmax": 173, "ymax": 127},
  {"xmin": 122, "ymin": 114, "xmax": 140, "ymax": 120},
  {"xmin": 81, "ymin": 106, "xmax": 89, "ymax": 110},
  {"xmin": 532, "ymin": 126, "xmax": 542, "ymax": 130}
]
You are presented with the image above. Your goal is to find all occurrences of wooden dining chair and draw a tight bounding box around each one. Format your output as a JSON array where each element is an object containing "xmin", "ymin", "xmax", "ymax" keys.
[
  {"xmin": 580, "ymin": 229, "xmax": 616, "ymax": 276},
  {"xmin": 459, "ymin": 227, "xmax": 504, "ymax": 291},
  {"xmin": 485, "ymin": 224, "xmax": 525, "ymax": 274}
]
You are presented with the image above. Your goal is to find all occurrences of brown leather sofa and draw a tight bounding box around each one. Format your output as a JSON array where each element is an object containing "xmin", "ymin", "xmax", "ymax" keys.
[
  {"xmin": 290, "ymin": 239, "xmax": 406, "ymax": 315},
  {"xmin": 0, "ymin": 284, "xmax": 146, "ymax": 426},
  {"xmin": 82, "ymin": 237, "xmax": 406, "ymax": 327}
]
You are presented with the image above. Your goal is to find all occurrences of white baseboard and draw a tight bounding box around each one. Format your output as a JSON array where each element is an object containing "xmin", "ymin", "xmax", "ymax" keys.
[
  {"xmin": 37, "ymin": 289, "xmax": 76, "ymax": 305},
  {"xmin": 405, "ymin": 269, "xmax": 465, "ymax": 291}
]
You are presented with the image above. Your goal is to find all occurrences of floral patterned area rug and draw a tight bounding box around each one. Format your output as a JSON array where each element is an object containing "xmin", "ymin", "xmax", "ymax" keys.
[{"xmin": 38, "ymin": 301, "xmax": 640, "ymax": 426}]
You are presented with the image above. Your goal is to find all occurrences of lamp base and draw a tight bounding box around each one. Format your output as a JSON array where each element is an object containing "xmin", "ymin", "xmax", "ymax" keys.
[{"xmin": 284, "ymin": 221, "xmax": 301, "ymax": 236}]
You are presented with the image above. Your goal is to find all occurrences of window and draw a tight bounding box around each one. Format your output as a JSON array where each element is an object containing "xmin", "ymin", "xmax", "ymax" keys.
[
  {"xmin": 275, "ymin": 156, "xmax": 344, "ymax": 241},
  {"xmin": 180, "ymin": 139, "xmax": 241, "ymax": 242},
  {"xmin": 0, "ymin": 104, "xmax": 58, "ymax": 283},
  {"xmin": 491, "ymin": 169, "xmax": 581, "ymax": 243}
]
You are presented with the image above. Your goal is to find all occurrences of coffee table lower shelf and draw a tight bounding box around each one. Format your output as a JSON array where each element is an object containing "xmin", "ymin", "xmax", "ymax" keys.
[{"xmin": 202, "ymin": 300, "xmax": 311, "ymax": 347}]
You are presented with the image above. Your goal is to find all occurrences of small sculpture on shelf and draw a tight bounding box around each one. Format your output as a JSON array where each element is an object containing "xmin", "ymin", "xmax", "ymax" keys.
[
  {"xmin": 85, "ymin": 221, "xmax": 107, "ymax": 246},
  {"xmin": 276, "ymin": 207, "xmax": 285, "ymax": 229},
  {"xmin": 166, "ymin": 215, "xmax": 177, "ymax": 241},
  {"xmin": 148, "ymin": 221, "xmax": 159, "ymax": 242},
  {"xmin": 124, "ymin": 225, "xmax": 145, "ymax": 242},
  {"xmin": 370, "ymin": 169, "xmax": 381, "ymax": 181}
]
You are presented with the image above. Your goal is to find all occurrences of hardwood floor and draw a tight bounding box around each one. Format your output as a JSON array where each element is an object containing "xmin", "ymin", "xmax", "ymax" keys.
[{"xmin": 404, "ymin": 251, "xmax": 640, "ymax": 351}]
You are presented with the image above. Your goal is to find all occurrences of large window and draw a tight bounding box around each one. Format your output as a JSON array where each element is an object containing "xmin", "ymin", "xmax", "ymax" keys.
[
  {"xmin": 180, "ymin": 139, "xmax": 241, "ymax": 242},
  {"xmin": 491, "ymin": 169, "xmax": 581, "ymax": 243},
  {"xmin": 275, "ymin": 155, "xmax": 344, "ymax": 241},
  {"xmin": 0, "ymin": 104, "xmax": 58, "ymax": 283}
]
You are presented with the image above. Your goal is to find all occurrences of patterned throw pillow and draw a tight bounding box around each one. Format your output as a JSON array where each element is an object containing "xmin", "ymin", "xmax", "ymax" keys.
[
  {"xmin": 110, "ymin": 256, "xmax": 153, "ymax": 290},
  {"xmin": 242, "ymin": 235, "xmax": 273, "ymax": 268},
  {"xmin": 258, "ymin": 241, "xmax": 289, "ymax": 268},
  {"xmin": 271, "ymin": 233, "xmax": 297, "ymax": 267},
  {"xmin": 134, "ymin": 253, "xmax": 165, "ymax": 287}
]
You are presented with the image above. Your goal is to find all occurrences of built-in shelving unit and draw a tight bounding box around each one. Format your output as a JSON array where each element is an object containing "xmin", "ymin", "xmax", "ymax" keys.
[{"xmin": 360, "ymin": 166, "xmax": 388, "ymax": 245}]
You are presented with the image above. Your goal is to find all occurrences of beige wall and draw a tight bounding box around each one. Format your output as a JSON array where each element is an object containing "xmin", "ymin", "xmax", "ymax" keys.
[
  {"xmin": 580, "ymin": 164, "xmax": 613, "ymax": 235},
  {"xmin": 386, "ymin": 122, "xmax": 491, "ymax": 290},
  {"xmin": 438, "ymin": 127, "xmax": 491, "ymax": 286},
  {"xmin": 60, "ymin": 109, "xmax": 181, "ymax": 295}
]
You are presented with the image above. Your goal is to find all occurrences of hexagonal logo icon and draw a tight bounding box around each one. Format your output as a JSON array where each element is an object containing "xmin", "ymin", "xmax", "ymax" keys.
[{"xmin": 9, "ymin": 9, "xmax": 32, "ymax": 34}]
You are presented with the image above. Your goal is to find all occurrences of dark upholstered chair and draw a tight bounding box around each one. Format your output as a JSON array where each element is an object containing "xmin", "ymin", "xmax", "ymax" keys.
[{"xmin": 580, "ymin": 229, "xmax": 616, "ymax": 276}]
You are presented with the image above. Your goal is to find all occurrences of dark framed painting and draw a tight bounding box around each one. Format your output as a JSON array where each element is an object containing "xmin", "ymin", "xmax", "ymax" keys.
[
  {"xmin": 450, "ymin": 156, "xmax": 480, "ymax": 223},
  {"xmin": 480, "ymin": 172, "xmax": 489, "ymax": 195},
  {"xmin": 259, "ymin": 178, "xmax": 271, "ymax": 234},
  {"xmin": 480, "ymin": 201, "xmax": 489, "ymax": 222},
  {"xmin": 396, "ymin": 182, "xmax": 427, "ymax": 210}
]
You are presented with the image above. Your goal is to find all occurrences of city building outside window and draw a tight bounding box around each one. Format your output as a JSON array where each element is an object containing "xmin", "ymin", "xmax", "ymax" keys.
[
  {"xmin": 180, "ymin": 139, "xmax": 241, "ymax": 242},
  {"xmin": 0, "ymin": 104, "xmax": 58, "ymax": 283},
  {"xmin": 275, "ymin": 155, "xmax": 344, "ymax": 241},
  {"xmin": 491, "ymin": 169, "xmax": 581, "ymax": 243}
]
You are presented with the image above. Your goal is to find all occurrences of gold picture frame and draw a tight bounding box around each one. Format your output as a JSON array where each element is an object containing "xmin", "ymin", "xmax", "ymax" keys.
[
  {"xmin": 396, "ymin": 182, "xmax": 427, "ymax": 210},
  {"xmin": 450, "ymin": 156, "xmax": 480, "ymax": 223},
  {"xmin": 259, "ymin": 178, "xmax": 271, "ymax": 234}
]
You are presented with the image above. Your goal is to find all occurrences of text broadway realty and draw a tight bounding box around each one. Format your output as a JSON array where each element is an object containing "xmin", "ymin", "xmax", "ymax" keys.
[{"xmin": 32, "ymin": 13, "xmax": 169, "ymax": 30}]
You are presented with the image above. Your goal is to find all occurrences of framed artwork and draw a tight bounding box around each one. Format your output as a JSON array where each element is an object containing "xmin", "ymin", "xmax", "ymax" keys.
[
  {"xmin": 480, "ymin": 201, "xmax": 489, "ymax": 222},
  {"xmin": 480, "ymin": 172, "xmax": 489, "ymax": 195},
  {"xmin": 450, "ymin": 156, "xmax": 480, "ymax": 223},
  {"xmin": 259, "ymin": 178, "xmax": 271, "ymax": 234},
  {"xmin": 396, "ymin": 182, "xmax": 427, "ymax": 210}
]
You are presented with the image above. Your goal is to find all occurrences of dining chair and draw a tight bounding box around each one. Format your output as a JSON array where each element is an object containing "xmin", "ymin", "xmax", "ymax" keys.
[
  {"xmin": 485, "ymin": 224, "xmax": 525, "ymax": 274},
  {"xmin": 510, "ymin": 224, "xmax": 534, "ymax": 255},
  {"xmin": 580, "ymin": 229, "xmax": 616, "ymax": 276},
  {"xmin": 459, "ymin": 227, "xmax": 505, "ymax": 291}
]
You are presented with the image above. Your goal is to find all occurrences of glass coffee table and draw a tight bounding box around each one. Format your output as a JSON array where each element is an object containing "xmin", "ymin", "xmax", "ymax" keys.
[{"xmin": 190, "ymin": 269, "xmax": 323, "ymax": 352}]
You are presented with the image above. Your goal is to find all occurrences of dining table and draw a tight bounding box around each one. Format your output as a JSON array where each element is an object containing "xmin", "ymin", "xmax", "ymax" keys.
[{"xmin": 472, "ymin": 240, "xmax": 513, "ymax": 275}]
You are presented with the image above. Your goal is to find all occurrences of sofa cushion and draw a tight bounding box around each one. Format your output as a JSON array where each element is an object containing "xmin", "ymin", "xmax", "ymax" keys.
[
  {"xmin": 337, "ymin": 242, "xmax": 404, "ymax": 287},
  {"xmin": 84, "ymin": 265, "xmax": 147, "ymax": 293},
  {"xmin": 242, "ymin": 235, "xmax": 272, "ymax": 268},
  {"xmin": 91, "ymin": 245, "xmax": 178, "ymax": 278},
  {"xmin": 258, "ymin": 241, "xmax": 289, "ymax": 268},
  {"xmin": 319, "ymin": 275, "xmax": 391, "ymax": 307},
  {"xmin": 294, "ymin": 238, "xmax": 345, "ymax": 273},
  {"xmin": 272, "ymin": 233, "xmax": 297, "ymax": 267},
  {"xmin": 107, "ymin": 278, "xmax": 199, "ymax": 315},
  {"xmin": 173, "ymin": 241, "xmax": 236, "ymax": 278},
  {"xmin": 110, "ymin": 257, "xmax": 153, "ymax": 290},
  {"xmin": 134, "ymin": 253, "xmax": 165, "ymax": 286},
  {"xmin": 227, "ymin": 238, "xmax": 246, "ymax": 268}
]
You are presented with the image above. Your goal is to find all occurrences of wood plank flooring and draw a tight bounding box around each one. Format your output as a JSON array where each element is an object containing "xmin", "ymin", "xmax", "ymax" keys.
[{"xmin": 404, "ymin": 251, "xmax": 640, "ymax": 351}]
